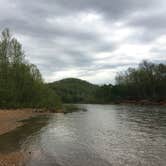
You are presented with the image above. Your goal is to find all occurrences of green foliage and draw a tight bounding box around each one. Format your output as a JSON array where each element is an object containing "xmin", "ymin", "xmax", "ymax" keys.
[
  {"xmin": 63, "ymin": 104, "xmax": 87, "ymax": 113},
  {"xmin": 94, "ymin": 84, "xmax": 112, "ymax": 103},
  {"xmin": 48, "ymin": 78, "xmax": 98, "ymax": 103},
  {"xmin": 63, "ymin": 104, "xmax": 80, "ymax": 113},
  {"xmin": 95, "ymin": 61, "xmax": 166, "ymax": 103},
  {"xmin": 0, "ymin": 28, "xmax": 61, "ymax": 109},
  {"xmin": 1, "ymin": 29, "xmax": 164, "ymax": 107},
  {"xmin": 113, "ymin": 60, "xmax": 166, "ymax": 101},
  {"xmin": 48, "ymin": 61, "xmax": 166, "ymax": 104},
  {"xmin": 37, "ymin": 85, "xmax": 62, "ymax": 110}
]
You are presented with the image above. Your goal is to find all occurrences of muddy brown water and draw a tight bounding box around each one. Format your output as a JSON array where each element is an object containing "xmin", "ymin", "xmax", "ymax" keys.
[{"xmin": 0, "ymin": 104, "xmax": 166, "ymax": 166}]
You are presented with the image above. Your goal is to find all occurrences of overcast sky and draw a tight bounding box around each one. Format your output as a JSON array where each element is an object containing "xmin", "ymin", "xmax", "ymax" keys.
[{"xmin": 0, "ymin": 0, "xmax": 166, "ymax": 84}]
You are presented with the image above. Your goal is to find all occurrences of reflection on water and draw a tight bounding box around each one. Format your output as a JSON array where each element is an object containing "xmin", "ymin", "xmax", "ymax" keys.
[
  {"xmin": 0, "ymin": 115, "xmax": 50, "ymax": 153},
  {"xmin": 0, "ymin": 105, "xmax": 166, "ymax": 166}
]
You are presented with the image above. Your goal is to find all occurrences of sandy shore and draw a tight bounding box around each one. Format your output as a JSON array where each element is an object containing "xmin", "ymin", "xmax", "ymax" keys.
[
  {"xmin": 0, "ymin": 151, "xmax": 25, "ymax": 166},
  {"xmin": 0, "ymin": 109, "xmax": 47, "ymax": 136},
  {"xmin": 0, "ymin": 109, "xmax": 49, "ymax": 166}
]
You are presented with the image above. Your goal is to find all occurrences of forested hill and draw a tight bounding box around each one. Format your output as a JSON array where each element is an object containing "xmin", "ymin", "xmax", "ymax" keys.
[
  {"xmin": 48, "ymin": 78, "xmax": 99, "ymax": 103},
  {"xmin": 0, "ymin": 28, "xmax": 165, "ymax": 107},
  {"xmin": 48, "ymin": 60, "xmax": 166, "ymax": 104}
]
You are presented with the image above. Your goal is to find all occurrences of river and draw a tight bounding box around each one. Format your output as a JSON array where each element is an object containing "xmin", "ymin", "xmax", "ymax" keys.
[{"xmin": 0, "ymin": 104, "xmax": 166, "ymax": 166}]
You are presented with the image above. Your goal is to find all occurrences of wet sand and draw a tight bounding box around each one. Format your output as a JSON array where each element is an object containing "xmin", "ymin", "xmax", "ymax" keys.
[
  {"xmin": 0, "ymin": 109, "xmax": 47, "ymax": 135},
  {"xmin": 0, "ymin": 151, "xmax": 25, "ymax": 166},
  {"xmin": 0, "ymin": 109, "xmax": 49, "ymax": 166}
]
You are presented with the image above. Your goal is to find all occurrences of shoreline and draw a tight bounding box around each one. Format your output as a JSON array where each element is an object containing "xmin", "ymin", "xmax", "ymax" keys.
[
  {"xmin": 0, "ymin": 151, "xmax": 25, "ymax": 166},
  {"xmin": 0, "ymin": 109, "xmax": 51, "ymax": 166},
  {"xmin": 0, "ymin": 109, "xmax": 49, "ymax": 136},
  {"xmin": 0, "ymin": 104, "xmax": 165, "ymax": 165},
  {"xmin": 0, "ymin": 106, "xmax": 76, "ymax": 136},
  {"xmin": 112, "ymin": 100, "xmax": 166, "ymax": 106}
]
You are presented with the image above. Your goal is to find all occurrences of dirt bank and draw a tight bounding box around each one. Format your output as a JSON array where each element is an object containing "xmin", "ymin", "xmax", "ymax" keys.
[
  {"xmin": 0, "ymin": 109, "xmax": 48, "ymax": 136},
  {"xmin": 114, "ymin": 100, "xmax": 166, "ymax": 106},
  {"xmin": 0, "ymin": 151, "xmax": 25, "ymax": 166},
  {"xmin": 0, "ymin": 109, "xmax": 51, "ymax": 166}
]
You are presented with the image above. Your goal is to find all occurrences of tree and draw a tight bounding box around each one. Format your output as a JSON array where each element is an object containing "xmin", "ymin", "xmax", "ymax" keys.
[
  {"xmin": 113, "ymin": 60, "xmax": 166, "ymax": 101},
  {"xmin": 0, "ymin": 28, "xmax": 61, "ymax": 109}
]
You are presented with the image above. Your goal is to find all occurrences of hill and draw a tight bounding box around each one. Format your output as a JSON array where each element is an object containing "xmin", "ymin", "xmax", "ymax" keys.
[{"xmin": 48, "ymin": 78, "xmax": 99, "ymax": 103}]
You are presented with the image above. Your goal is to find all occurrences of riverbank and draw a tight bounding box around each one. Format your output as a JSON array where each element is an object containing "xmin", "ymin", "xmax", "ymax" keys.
[
  {"xmin": 0, "ymin": 151, "xmax": 25, "ymax": 166},
  {"xmin": 113, "ymin": 100, "xmax": 166, "ymax": 106},
  {"xmin": 0, "ymin": 109, "xmax": 51, "ymax": 166},
  {"xmin": 0, "ymin": 109, "xmax": 49, "ymax": 136},
  {"xmin": 0, "ymin": 105, "xmax": 82, "ymax": 136}
]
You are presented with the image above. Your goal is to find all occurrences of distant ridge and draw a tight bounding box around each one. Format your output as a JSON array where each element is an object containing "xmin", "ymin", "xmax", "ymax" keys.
[
  {"xmin": 53, "ymin": 78, "xmax": 97, "ymax": 86},
  {"xmin": 48, "ymin": 78, "xmax": 98, "ymax": 103}
]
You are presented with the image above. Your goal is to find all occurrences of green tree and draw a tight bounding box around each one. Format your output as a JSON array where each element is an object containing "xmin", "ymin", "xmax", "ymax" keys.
[{"xmin": 0, "ymin": 28, "xmax": 61, "ymax": 109}]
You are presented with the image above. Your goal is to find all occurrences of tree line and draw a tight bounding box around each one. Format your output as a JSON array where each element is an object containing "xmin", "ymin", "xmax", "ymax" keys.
[
  {"xmin": 94, "ymin": 61, "xmax": 166, "ymax": 103},
  {"xmin": 0, "ymin": 29, "xmax": 61, "ymax": 109},
  {"xmin": 0, "ymin": 28, "xmax": 165, "ymax": 108},
  {"xmin": 49, "ymin": 61, "xmax": 166, "ymax": 104}
]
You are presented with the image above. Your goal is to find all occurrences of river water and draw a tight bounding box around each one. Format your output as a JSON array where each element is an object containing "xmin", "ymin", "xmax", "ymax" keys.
[{"xmin": 0, "ymin": 104, "xmax": 166, "ymax": 166}]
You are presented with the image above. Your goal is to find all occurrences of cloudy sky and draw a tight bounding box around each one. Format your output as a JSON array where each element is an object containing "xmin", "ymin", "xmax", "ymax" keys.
[{"xmin": 0, "ymin": 0, "xmax": 166, "ymax": 84}]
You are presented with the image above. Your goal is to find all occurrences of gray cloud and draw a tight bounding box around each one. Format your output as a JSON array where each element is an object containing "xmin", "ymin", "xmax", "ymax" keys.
[
  {"xmin": 127, "ymin": 10, "xmax": 166, "ymax": 42},
  {"xmin": 0, "ymin": 0, "xmax": 166, "ymax": 84},
  {"xmin": 54, "ymin": 0, "xmax": 158, "ymax": 19}
]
